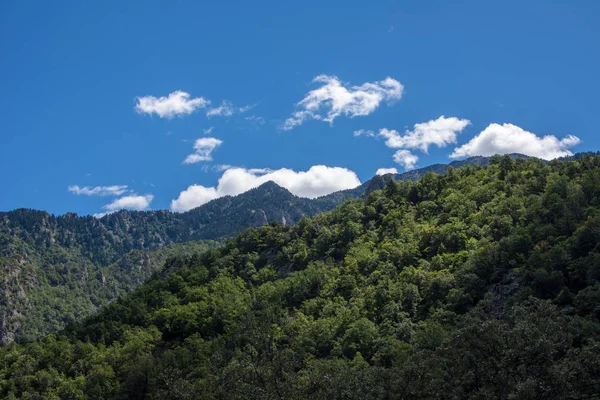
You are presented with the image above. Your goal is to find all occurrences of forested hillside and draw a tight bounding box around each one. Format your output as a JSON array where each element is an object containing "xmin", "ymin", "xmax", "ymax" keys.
[
  {"xmin": 0, "ymin": 181, "xmax": 333, "ymax": 344},
  {"xmin": 0, "ymin": 156, "xmax": 505, "ymax": 344},
  {"xmin": 2, "ymin": 155, "xmax": 600, "ymax": 399},
  {"xmin": 0, "ymin": 235, "xmax": 215, "ymax": 345}
]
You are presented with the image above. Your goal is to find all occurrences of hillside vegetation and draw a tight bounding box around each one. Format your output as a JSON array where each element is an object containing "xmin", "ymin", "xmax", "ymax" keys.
[
  {"xmin": 2, "ymin": 155, "xmax": 600, "ymax": 399},
  {"xmin": 0, "ymin": 235, "xmax": 215, "ymax": 344},
  {"xmin": 0, "ymin": 156, "xmax": 504, "ymax": 344},
  {"xmin": 0, "ymin": 181, "xmax": 330, "ymax": 344}
]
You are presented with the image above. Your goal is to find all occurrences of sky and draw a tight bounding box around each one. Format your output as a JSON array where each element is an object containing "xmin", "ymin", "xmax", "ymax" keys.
[{"xmin": 1, "ymin": 0, "xmax": 599, "ymax": 216}]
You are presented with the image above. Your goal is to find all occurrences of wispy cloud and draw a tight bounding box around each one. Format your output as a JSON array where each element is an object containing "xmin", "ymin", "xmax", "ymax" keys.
[
  {"xmin": 354, "ymin": 129, "xmax": 375, "ymax": 137},
  {"xmin": 283, "ymin": 75, "xmax": 404, "ymax": 130},
  {"xmin": 214, "ymin": 164, "xmax": 234, "ymax": 171},
  {"xmin": 68, "ymin": 185, "xmax": 128, "ymax": 196},
  {"xmin": 239, "ymin": 104, "xmax": 255, "ymax": 113},
  {"xmin": 206, "ymin": 101, "xmax": 253, "ymax": 117},
  {"xmin": 183, "ymin": 137, "xmax": 223, "ymax": 164},
  {"xmin": 245, "ymin": 115, "xmax": 265, "ymax": 125},
  {"xmin": 206, "ymin": 101, "xmax": 235, "ymax": 117}
]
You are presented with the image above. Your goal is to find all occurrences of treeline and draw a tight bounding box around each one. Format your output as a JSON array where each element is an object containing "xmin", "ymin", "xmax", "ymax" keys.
[{"xmin": 2, "ymin": 155, "xmax": 600, "ymax": 399}]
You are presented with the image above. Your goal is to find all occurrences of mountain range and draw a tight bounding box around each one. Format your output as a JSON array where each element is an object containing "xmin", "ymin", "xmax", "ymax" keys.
[
  {"xmin": 0, "ymin": 154, "xmax": 541, "ymax": 344},
  {"xmin": 2, "ymin": 153, "xmax": 600, "ymax": 398}
]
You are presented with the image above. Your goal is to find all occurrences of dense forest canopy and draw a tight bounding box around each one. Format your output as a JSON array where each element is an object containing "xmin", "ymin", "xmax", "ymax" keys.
[{"xmin": 2, "ymin": 155, "xmax": 600, "ymax": 398}]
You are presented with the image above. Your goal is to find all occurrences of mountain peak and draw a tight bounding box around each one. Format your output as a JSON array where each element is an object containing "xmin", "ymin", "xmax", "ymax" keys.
[{"xmin": 251, "ymin": 181, "xmax": 294, "ymax": 196}]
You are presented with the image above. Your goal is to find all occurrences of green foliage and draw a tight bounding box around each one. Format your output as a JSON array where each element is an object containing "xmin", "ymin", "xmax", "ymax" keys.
[
  {"xmin": 0, "ymin": 155, "xmax": 529, "ymax": 344},
  {"xmin": 0, "ymin": 237, "xmax": 216, "ymax": 344},
  {"xmin": 3, "ymin": 155, "xmax": 600, "ymax": 398}
]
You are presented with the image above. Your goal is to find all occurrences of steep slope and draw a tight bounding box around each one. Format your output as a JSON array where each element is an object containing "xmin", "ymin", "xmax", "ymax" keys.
[
  {"xmin": 0, "ymin": 236, "xmax": 215, "ymax": 344},
  {"xmin": 0, "ymin": 182, "xmax": 342, "ymax": 343},
  {"xmin": 2, "ymin": 155, "xmax": 600, "ymax": 398}
]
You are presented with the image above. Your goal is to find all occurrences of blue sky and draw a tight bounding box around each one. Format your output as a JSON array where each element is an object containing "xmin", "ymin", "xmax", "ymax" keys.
[{"xmin": 1, "ymin": 0, "xmax": 599, "ymax": 216}]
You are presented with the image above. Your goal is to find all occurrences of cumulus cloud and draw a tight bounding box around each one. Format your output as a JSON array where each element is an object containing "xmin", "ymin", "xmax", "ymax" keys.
[
  {"xmin": 393, "ymin": 150, "xmax": 418, "ymax": 170},
  {"xmin": 375, "ymin": 168, "xmax": 398, "ymax": 175},
  {"xmin": 135, "ymin": 90, "xmax": 209, "ymax": 118},
  {"xmin": 379, "ymin": 116, "xmax": 471, "ymax": 152},
  {"xmin": 68, "ymin": 185, "xmax": 128, "ymax": 196},
  {"xmin": 103, "ymin": 194, "xmax": 153, "ymax": 212},
  {"xmin": 450, "ymin": 123, "xmax": 580, "ymax": 160},
  {"xmin": 283, "ymin": 75, "xmax": 403, "ymax": 130},
  {"xmin": 183, "ymin": 137, "xmax": 223, "ymax": 164},
  {"xmin": 203, "ymin": 127, "xmax": 214, "ymax": 135},
  {"xmin": 354, "ymin": 129, "xmax": 375, "ymax": 137},
  {"xmin": 170, "ymin": 185, "xmax": 218, "ymax": 212},
  {"xmin": 171, "ymin": 165, "xmax": 361, "ymax": 212}
]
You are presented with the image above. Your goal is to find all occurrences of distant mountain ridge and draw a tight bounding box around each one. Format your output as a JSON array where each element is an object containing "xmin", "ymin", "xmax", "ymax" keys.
[{"xmin": 0, "ymin": 154, "xmax": 533, "ymax": 257}]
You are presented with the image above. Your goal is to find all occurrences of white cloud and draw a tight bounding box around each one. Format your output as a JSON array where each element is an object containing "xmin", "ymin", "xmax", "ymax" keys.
[
  {"xmin": 376, "ymin": 168, "xmax": 398, "ymax": 175},
  {"xmin": 183, "ymin": 137, "xmax": 223, "ymax": 164},
  {"xmin": 103, "ymin": 194, "xmax": 153, "ymax": 212},
  {"xmin": 206, "ymin": 101, "xmax": 235, "ymax": 117},
  {"xmin": 354, "ymin": 129, "xmax": 375, "ymax": 137},
  {"xmin": 379, "ymin": 116, "xmax": 471, "ymax": 152},
  {"xmin": 203, "ymin": 127, "xmax": 214, "ymax": 135},
  {"xmin": 171, "ymin": 165, "xmax": 361, "ymax": 212},
  {"xmin": 214, "ymin": 164, "xmax": 234, "ymax": 171},
  {"xmin": 135, "ymin": 90, "xmax": 209, "ymax": 118},
  {"xmin": 393, "ymin": 150, "xmax": 418, "ymax": 170},
  {"xmin": 68, "ymin": 185, "xmax": 128, "ymax": 196},
  {"xmin": 239, "ymin": 104, "xmax": 255, "ymax": 113},
  {"xmin": 283, "ymin": 75, "xmax": 403, "ymax": 130},
  {"xmin": 170, "ymin": 185, "xmax": 219, "ymax": 212},
  {"xmin": 246, "ymin": 115, "xmax": 265, "ymax": 125},
  {"xmin": 206, "ymin": 101, "xmax": 252, "ymax": 117},
  {"xmin": 450, "ymin": 123, "xmax": 580, "ymax": 160}
]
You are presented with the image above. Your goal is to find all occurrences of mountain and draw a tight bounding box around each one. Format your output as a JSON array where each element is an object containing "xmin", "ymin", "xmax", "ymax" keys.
[
  {"xmin": 0, "ymin": 180, "xmax": 343, "ymax": 343},
  {"xmin": 0, "ymin": 233, "xmax": 216, "ymax": 345},
  {"xmin": 180, "ymin": 180, "xmax": 342, "ymax": 240},
  {"xmin": 2, "ymin": 154, "xmax": 600, "ymax": 398},
  {"xmin": 0, "ymin": 154, "xmax": 533, "ymax": 344}
]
